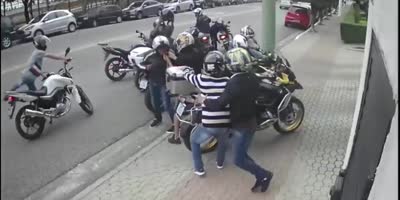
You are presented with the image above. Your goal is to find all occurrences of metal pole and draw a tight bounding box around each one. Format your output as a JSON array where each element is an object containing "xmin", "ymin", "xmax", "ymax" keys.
[
  {"xmin": 262, "ymin": 0, "xmax": 276, "ymax": 53},
  {"xmin": 37, "ymin": 0, "xmax": 40, "ymax": 14},
  {"xmin": 68, "ymin": 0, "xmax": 71, "ymax": 11},
  {"xmin": 3, "ymin": 1, "xmax": 6, "ymax": 16},
  {"xmin": 338, "ymin": 0, "xmax": 342, "ymax": 16},
  {"xmin": 46, "ymin": 0, "xmax": 49, "ymax": 11}
]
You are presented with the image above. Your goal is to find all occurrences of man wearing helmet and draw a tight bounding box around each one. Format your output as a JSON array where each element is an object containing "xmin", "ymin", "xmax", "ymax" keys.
[
  {"xmin": 209, "ymin": 17, "xmax": 229, "ymax": 50},
  {"xmin": 4, "ymin": 35, "xmax": 71, "ymax": 100},
  {"xmin": 193, "ymin": 8, "xmax": 211, "ymax": 34},
  {"xmin": 232, "ymin": 34, "xmax": 268, "ymax": 63},
  {"xmin": 142, "ymin": 35, "xmax": 176, "ymax": 129},
  {"xmin": 181, "ymin": 51, "xmax": 232, "ymax": 176},
  {"xmin": 240, "ymin": 25, "xmax": 260, "ymax": 51},
  {"xmin": 149, "ymin": 16, "xmax": 174, "ymax": 47},
  {"xmin": 197, "ymin": 47, "xmax": 274, "ymax": 192}
]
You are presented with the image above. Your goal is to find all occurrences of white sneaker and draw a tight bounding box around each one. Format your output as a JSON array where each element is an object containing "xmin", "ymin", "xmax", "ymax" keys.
[
  {"xmin": 194, "ymin": 170, "xmax": 206, "ymax": 176},
  {"xmin": 217, "ymin": 162, "xmax": 224, "ymax": 169}
]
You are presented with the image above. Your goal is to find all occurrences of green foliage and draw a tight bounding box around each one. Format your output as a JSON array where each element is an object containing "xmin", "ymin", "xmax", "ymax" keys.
[{"xmin": 340, "ymin": 6, "xmax": 367, "ymax": 44}]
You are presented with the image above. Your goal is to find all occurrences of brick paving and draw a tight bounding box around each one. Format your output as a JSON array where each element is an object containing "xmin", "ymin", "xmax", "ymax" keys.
[{"xmin": 72, "ymin": 9, "xmax": 364, "ymax": 200}]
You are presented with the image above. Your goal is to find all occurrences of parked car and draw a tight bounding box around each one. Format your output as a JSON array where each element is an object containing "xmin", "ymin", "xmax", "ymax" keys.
[
  {"xmin": 1, "ymin": 16, "xmax": 22, "ymax": 49},
  {"xmin": 76, "ymin": 5, "xmax": 123, "ymax": 28},
  {"xmin": 16, "ymin": 10, "xmax": 77, "ymax": 39},
  {"xmin": 279, "ymin": 0, "xmax": 292, "ymax": 9},
  {"xmin": 163, "ymin": 0, "xmax": 194, "ymax": 13},
  {"xmin": 284, "ymin": 3, "xmax": 311, "ymax": 29},
  {"xmin": 213, "ymin": 0, "xmax": 231, "ymax": 6},
  {"xmin": 194, "ymin": 0, "xmax": 216, "ymax": 8},
  {"xmin": 122, "ymin": 0, "xmax": 164, "ymax": 20}
]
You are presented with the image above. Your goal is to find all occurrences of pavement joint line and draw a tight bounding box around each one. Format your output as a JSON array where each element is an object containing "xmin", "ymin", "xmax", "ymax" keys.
[
  {"xmin": 1, "ymin": 7, "xmax": 261, "ymax": 76},
  {"xmin": 70, "ymin": 131, "xmax": 171, "ymax": 200}
]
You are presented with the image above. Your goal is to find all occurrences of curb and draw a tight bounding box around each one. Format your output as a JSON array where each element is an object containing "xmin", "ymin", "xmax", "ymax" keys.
[{"xmin": 70, "ymin": 131, "xmax": 170, "ymax": 200}]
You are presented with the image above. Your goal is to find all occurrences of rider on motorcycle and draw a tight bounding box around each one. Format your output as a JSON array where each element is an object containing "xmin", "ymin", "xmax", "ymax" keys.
[
  {"xmin": 181, "ymin": 51, "xmax": 232, "ymax": 176},
  {"xmin": 149, "ymin": 17, "xmax": 174, "ymax": 47},
  {"xmin": 4, "ymin": 35, "xmax": 71, "ymax": 101},
  {"xmin": 232, "ymin": 34, "xmax": 272, "ymax": 66},
  {"xmin": 193, "ymin": 8, "xmax": 211, "ymax": 34},
  {"xmin": 210, "ymin": 17, "xmax": 229, "ymax": 50},
  {"xmin": 240, "ymin": 25, "xmax": 260, "ymax": 51}
]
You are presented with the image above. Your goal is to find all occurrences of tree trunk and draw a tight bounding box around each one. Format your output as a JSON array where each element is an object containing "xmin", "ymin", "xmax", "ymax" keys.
[
  {"xmin": 29, "ymin": 0, "xmax": 34, "ymax": 19},
  {"xmin": 23, "ymin": 0, "xmax": 30, "ymax": 23}
]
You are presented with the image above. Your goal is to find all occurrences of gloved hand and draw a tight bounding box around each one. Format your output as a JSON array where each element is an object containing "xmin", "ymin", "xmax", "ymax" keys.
[{"xmin": 182, "ymin": 66, "xmax": 194, "ymax": 75}]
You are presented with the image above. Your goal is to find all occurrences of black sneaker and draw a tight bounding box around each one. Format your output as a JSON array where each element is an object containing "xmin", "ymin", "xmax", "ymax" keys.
[
  {"xmin": 166, "ymin": 126, "xmax": 174, "ymax": 134},
  {"xmin": 167, "ymin": 135, "xmax": 181, "ymax": 144},
  {"xmin": 150, "ymin": 119, "xmax": 161, "ymax": 127},
  {"xmin": 251, "ymin": 171, "xmax": 274, "ymax": 193}
]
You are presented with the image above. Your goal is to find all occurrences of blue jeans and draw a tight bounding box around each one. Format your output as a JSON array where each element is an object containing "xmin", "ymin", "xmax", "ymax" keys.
[
  {"xmin": 190, "ymin": 125, "xmax": 229, "ymax": 171},
  {"xmin": 232, "ymin": 128, "xmax": 269, "ymax": 180},
  {"xmin": 148, "ymin": 82, "xmax": 174, "ymax": 122},
  {"xmin": 11, "ymin": 73, "xmax": 37, "ymax": 91}
]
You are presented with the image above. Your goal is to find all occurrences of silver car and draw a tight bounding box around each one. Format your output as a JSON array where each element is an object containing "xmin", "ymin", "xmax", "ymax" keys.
[
  {"xmin": 163, "ymin": 0, "xmax": 194, "ymax": 13},
  {"xmin": 18, "ymin": 10, "xmax": 77, "ymax": 39}
]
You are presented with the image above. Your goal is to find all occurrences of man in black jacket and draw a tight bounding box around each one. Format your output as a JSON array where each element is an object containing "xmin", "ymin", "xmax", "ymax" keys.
[{"xmin": 199, "ymin": 48, "xmax": 274, "ymax": 192}]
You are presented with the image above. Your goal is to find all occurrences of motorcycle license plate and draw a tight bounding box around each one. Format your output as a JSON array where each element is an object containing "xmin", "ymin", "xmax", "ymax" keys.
[
  {"xmin": 176, "ymin": 102, "xmax": 186, "ymax": 117},
  {"xmin": 139, "ymin": 80, "xmax": 148, "ymax": 89}
]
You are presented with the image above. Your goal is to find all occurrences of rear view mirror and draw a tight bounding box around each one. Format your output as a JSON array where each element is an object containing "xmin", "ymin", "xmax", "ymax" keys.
[{"xmin": 65, "ymin": 47, "xmax": 71, "ymax": 56}]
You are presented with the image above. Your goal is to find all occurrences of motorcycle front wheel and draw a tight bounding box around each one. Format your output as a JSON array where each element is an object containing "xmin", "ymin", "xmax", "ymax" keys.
[
  {"xmin": 181, "ymin": 124, "xmax": 218, "ymax": 154},
  {"xmin": 77, "ymin": 85, "xmax": 94, "ymax": 115},
  {"xmin": 104, "ymin": 57, "xmax": 127, "ymax": 81},
  {"xmin": 273, "ymin": 96, "xmax": 305, "ymax": 134},
  {"xmin": 15, "ymin": 105, "xmax": 46, "ymax": 140}
]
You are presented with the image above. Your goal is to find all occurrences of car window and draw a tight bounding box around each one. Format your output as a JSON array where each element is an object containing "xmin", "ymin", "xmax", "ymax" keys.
[
  {"xmin": 168, "ymin": 0, "xmax": 179, "ymax": 3},
  {"xmin": 294, "ymin": 7, "xmax": 307, "ymax": 14},
  {"xmin": 56, "ymin": 11, "xmax": 69, "ymax": 17},
  {"xmin": 30, "ymin": 13, "xmax": 46, "ymax": 24},
  {"xmin": 149, "ymin": 1, "xmax": 158, "ymax": 5},
  {"xmin": 129, "ymin": 1, "xmax": 143, "ymax": 9},
  {"xmin": 44, "ymin": 12, "xmax": 57, "ymax": 21},
  {"xmin": 111, "ymin": 5, "xmax": 121, "ymax": 11}
]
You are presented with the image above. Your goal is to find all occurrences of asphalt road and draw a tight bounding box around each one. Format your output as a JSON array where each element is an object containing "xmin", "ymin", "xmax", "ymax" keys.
[{"xmin": 1, "ymin": 3, "xmax": 301, "ymax": 200}]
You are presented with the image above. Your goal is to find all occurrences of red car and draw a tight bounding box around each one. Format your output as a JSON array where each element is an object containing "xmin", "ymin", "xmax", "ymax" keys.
[{"xmin": 284, "ymin": 3, "xmax": 311, "ymax": 29}]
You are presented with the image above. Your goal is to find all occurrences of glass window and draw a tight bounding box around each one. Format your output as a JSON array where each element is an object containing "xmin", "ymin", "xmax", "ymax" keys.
[
  {"xmin": 44, "ymin": 12, "xmax": 57, "ymax": 21},
  {"xmin": 56, "ymin": 11, "xmax": 69, "ymax": 17},
  {"xmin": 30, "ymin": 13, "xmax": 46, "ymax": 24},
  {"xmin": 129, "ymin": 1, "xmax": 143, "ymax": 9}
]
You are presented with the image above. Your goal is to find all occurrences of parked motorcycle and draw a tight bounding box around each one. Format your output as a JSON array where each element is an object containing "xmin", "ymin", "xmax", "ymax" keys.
[
  {"xmin": 5, "ymin": 47, "xmax": 94, "ymax": 140},
  {"xmin": 98, "ymin": 30, "xmax": 152, "ymax": 92}
]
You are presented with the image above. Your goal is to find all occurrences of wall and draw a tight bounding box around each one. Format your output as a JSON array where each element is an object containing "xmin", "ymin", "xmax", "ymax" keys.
[{"xmin": 365, "ymin": 0, "xmax": 398, "ymax": 199}]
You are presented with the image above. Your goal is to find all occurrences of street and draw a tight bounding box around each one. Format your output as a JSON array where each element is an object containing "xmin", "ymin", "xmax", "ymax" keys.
[{"xmin": 1, "ymin": 3, "xmax": 301, "ymax": 200}]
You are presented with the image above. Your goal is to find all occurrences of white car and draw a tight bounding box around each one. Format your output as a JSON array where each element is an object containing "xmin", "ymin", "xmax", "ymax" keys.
[
  {"xmin": 163, "ymin": 0, "xmax": 194, "ymax": 13},
  {"xmin": 17, "ymin": 10, "xmax": 77, "ymax": 39},
  {"xmin": 279, "ymin": 0, "xmax": 292, "ymax": 9}
]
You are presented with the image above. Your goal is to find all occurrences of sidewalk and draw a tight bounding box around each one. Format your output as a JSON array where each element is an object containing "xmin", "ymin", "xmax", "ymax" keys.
[{"xmin": 72, "ymin": 9, "xmax": 364, "ymax": 200}]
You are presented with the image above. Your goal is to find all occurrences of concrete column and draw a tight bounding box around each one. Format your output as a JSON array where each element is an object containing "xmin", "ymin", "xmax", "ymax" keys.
[
  {"xmin": 338, "ymin": 0, "xmax": 342, "ymax": 16},
  {"xmin": 262, "ymin": 0, "xmax": 276, "ymax": 53}
]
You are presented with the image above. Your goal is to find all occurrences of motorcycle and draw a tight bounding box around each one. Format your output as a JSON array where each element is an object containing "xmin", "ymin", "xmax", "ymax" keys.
[
  {"xmin": 164, "ymin": 54, "xmax": 305, "ymax": 153},
  {"xmin": 5, "ymin": 47, "xmax": 94, "ymax": 140},
  {"xmin": 211, "ymin": 20, "xmax": 233, "ymax": 51},
  {"xmin": 98, "ymin": 30, "xmax": 152, "ymax": 92}
]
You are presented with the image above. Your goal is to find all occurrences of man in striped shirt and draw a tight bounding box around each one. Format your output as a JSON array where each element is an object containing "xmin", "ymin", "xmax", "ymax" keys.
[{"xmin": 181, "ymin": 51, "xmax": 232, "ymax": 176}]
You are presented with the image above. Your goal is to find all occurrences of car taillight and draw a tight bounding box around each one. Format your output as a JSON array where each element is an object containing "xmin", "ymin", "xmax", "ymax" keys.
[
  {"xmin": 219, "ymin": 34, "xmax": 227, "ymax": 40},
  {"xmin": 201, "ymin": 36, "xmax": 209, "ymax": 42}
]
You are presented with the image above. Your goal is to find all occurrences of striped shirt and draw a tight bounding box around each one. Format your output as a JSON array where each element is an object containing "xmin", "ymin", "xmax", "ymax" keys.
[{"xmin": 184, "ymin": 72, "xmax": 231, "ymax": 128}]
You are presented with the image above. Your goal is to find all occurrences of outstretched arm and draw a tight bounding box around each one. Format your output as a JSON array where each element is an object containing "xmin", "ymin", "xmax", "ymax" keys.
[{"xmin": 45, "ymin": 53, "xmax": 70, "ymax": 62}]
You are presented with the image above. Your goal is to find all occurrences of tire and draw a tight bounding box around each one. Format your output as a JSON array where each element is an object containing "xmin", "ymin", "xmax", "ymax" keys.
[
  {"xmin": 104, "ymin": 57, "xmax": 127, "ymax": 81},
  {"xmin": 175, "ymin": 6, "xmax": 180, "ymax": 13},
  {"xmin": 273, "ymin": 96, "xmax": 305, "ymax": 134},
  {"xmin": 15, "ymin": 105, "xmax": 46, "ymax": 140},
  {"xmin": 77, "ymin": 85, "xmax": 94, "ymax": 115},
  {"xmin": 181, "ymin": 125, "xmax": 218, "ymax": 154},
  {"xmin": 68, "ymin": 23, "xmax": 76, "ymax": 32},
  {"xmin": 34, "ymin": 30, "xmax": 44, "ymax": 37},
  {"xmin": 134, "ymin": 70, "xmax": 147, "ymax": 92},
  {"xmin": 137, "ymin": 12, "xmax": 143, "ymax": 19},
  {"xmin": 116, "ymin": 16, "xmax": 122, "ymax": 23},
  {"xmin": 1, "ymin": 35, "xmax": 12, "ymax": 49},
  {"xmin": 92, "ymin": 19, "xmax": 98, "ymax": 27}
]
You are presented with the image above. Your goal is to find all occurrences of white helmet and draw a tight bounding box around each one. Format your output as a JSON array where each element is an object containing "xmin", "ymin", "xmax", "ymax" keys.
[
  {"xmin": 152, "ymin": 35, "xmax": 170, "ymax": 50},
  {"xmin": 240, "ymin": 25, "xmax": 255, "ymax": 38},
  {"xmin": 193, "ymin": 8, "xmax": 202, "ymax": 17},
  {"xmin": 232, "ymin": 34, "xmax": 248, "ymax": 49},
  {"xmin": 174, "ymin": 32, "xmax": 195, "ymax": 53}
]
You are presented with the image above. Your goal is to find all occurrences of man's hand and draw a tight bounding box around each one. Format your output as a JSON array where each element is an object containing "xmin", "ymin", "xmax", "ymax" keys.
[
  {"xmin": 182, "ymin": 66, "xmax": 194, "ymax": 75},
  {"xmin": 64, "ymin": 57, "xmax": 72, "ymax": 64},
  {"xmin": 194, "ymin": 94, "xmax": 206, "ymax": 105},
  {"xmin": 168, "ymin": 50, "xmax": 177, "ymax": 60}
]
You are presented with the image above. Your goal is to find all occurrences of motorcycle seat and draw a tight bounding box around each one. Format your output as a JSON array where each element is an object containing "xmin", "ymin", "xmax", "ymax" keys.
[
  {"xmin": 114, "ymin": 48, "xmax": 130, "ymax": 56},
  {"xmin": 18, "ymin": 87, "xmax": 48, "ymax": 96}
]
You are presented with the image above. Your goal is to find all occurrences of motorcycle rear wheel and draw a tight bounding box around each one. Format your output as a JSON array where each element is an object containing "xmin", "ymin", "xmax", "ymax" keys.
[
  {"xmin": 181, "ymin": 125, "xmax": 218, "ymax": 154},
  {"xmin": 104, "ymin": 57, "xmax": 127, "ymax": 81},
  {"xmin": 15, "ymin": 105, "xmax": 46, "ymax": 140},
  {"xmin": 273, "ymin": 96, "xmax": 304, "ymax": 134}
]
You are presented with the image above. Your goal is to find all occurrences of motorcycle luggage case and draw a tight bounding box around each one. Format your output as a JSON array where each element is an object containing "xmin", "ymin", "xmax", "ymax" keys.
[{"xmin": 166, "ymin": 66, "xmax": 200, "ymax": 96}]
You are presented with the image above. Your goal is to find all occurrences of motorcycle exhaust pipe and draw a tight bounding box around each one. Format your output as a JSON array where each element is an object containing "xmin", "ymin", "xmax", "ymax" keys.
[
  {"xmin": 118, "ymin": 68, "xmax": 135, "ymax": 73},
  {"xmin": 259, "ymin": 118, "xmax": 278, "ymax": 128},
  {"xmin": 25, "ymin": 109, "xmax": 53, "ymax": 118}
]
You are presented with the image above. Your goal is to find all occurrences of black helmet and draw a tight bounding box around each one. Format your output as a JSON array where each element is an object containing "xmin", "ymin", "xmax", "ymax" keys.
[{"xmin": 203, "ymin": 51, "xmax": 229, "ymax": 77}]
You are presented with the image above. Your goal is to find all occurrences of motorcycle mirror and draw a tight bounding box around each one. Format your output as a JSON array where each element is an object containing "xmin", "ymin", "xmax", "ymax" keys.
[{"xmin": 65, "ymin": 47, "xmax": 71, "ymax": 56}]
